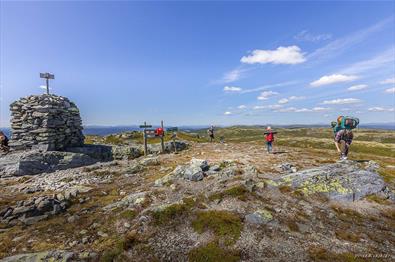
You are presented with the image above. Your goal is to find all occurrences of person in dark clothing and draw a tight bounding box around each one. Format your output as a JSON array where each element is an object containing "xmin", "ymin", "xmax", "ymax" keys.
[
  {"xmin": 334, "ymin": 129, "xmax": 353, "ymax": 160},
  {"xmin": 0, "ymin": 131, "xmax": 9, "ymax": 153},
  {"xmin": 207, "ymin": 126, "xmax": 215, "ymax": 142}
]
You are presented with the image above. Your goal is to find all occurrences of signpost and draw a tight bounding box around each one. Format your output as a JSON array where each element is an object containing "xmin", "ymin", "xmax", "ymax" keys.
[
  {"xmin": 140, "ymin": 121, "xmax": 166, "ymax": 156},
  {"xmin": 40, "ymin": 72, "xmax": 55, "ymax": 95}
]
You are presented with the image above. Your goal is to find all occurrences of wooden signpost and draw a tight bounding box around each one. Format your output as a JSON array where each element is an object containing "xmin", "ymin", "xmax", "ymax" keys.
[
  {"xmin": 140, "ymin": 121, "xmax": 165, "ymax": 156},
  {"xmin": 40, "ymin": 72, "xmax": 55, "ymax": 95}
]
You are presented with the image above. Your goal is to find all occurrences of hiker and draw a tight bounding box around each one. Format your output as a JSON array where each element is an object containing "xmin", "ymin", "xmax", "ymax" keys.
[
  {"xmin": 264, "ymin": 126, "xmax": 275, "ymax": 153},
  {"xmin": 334, "ymin": 129, "xmax": 353, "ymax": 160},
  {"xmin": 0, "ymin": 131, "xmax": 10, "ymax": 153},
  {"xmin": 207, "ymin": 126, "xmax": 215, "ymax": 142}
]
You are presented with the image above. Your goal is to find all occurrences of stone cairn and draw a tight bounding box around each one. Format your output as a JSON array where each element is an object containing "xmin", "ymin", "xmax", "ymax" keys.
[{"xmin": 9, "ymin": 94, "xmax": 84, "ymax": 151}]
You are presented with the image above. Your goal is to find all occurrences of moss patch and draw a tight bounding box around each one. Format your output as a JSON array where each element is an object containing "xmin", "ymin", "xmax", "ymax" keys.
[
  {"xmin": 152, "ymin": 197, "xmax": 196, "ymax": 225},
  {"xmin": 335, "ymin": 230, "xmax": 361, "ymax": 242},
  {"xmin": 188, "ymin": 242, "xmax": 240, "ymax": 262},
  {"xmin": 365, "ymin": 194, "xmax": 392, "ymax": 205},
  {"xmin": 209, "ymin": 185, "xmax": 250, "ymax": 201},
  {"xmin": 308, "ymin": 247, "xmax": 364, "ymax": 261},
  {"xmin": 192, "ymin": 210, "xmax": 242, "ymax": 245},
  {"xmin": 120, "ymin": 209, "xmax": 137, "ymax": 220}
]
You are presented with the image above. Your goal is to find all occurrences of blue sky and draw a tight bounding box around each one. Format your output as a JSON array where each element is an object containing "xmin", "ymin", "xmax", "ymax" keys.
[{"xmin": 1, "ymin": 1, "xmax": 394, "ymax": 127}]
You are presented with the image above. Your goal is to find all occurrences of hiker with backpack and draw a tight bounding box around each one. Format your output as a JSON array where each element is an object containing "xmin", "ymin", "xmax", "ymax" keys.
[
  {"xmin": 334, "ymin": 129, "xmax": 353, "ymax": 160},
  {"xmin": 207, "ymin": 126, "xmax": 215, "ymax": 142},
  {"xmin": 0, "ymin": 131, "xmax": 10, "ymax": 153},
  {"xmin": 332, "ymin": 116, "xmax": 359, "ymax": 160},
  {"xmin": 264, "ymin": 126, "xmax": 276, "ymax": 153}
]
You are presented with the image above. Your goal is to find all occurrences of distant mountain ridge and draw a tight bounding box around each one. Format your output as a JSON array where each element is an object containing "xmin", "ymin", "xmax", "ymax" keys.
[{"xmin": 1, "ymin": 122, "xmax": 394, "ymax": 138}]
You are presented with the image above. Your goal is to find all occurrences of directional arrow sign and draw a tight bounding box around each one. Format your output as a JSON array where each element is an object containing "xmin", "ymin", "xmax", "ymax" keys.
[{"xmin": 139, "ymin": 124, "xmax": 152, "ymax": 128}]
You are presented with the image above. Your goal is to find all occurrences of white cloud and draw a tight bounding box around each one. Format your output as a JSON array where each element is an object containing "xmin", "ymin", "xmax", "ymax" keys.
[
  {"xmin": 222, "ymin": 69, "xmax": 244, "ymax": 83},
  {"xmin": 312, "ymin": 107, "xmax": 331, "ymax": 112},
  {"xmin": 237, "ymin": 105, "xmax": 247, "ymax": 109},
  {"xmin": 289, "ymin": 96, "xmax": 305, "ymax": 100},
  {"xmin": 224, "ymin": 111, "xmax": 232, "ymax": 115},
  {"xmin": 239, "ymin": 81, "xmax": 297, "ymax": 94},
  {"xmin": 241, "ymin": 46, "xmax": 306, "ymax": 65},
  {"xmin": 368, "ymin": 107, "xmax": 394, "ymax": 112},
  {"xmin": 257, "ymin": 91, "xmax": 279, "ymax": 100},
  {"xmin": 310, "ymin": 74, "xmax": 358, "ymax": 87},
  {"xmin": 278, "ymin": 95, "xmax": 305, "ymax": 104},
  {"xmin": 224, "ymin": 86, "xmax": 242, "ymax": 92},
  {"xmin": 307, "ymin": 17, "xmax": 393, "ymax": 62},
  {"xmin": 340, "ymin": 47, "xmax": 395, "ymax": 75},
  {"xmin": 253, "ymin": 104, "xmax": 283, "ymax": 110},
  {"xmin": 276, "ymin": 106, "xmax": 330, "ymax": 113},
  {"xmin": 384, "ymin": 87, "xmax": 395, "ymax": 94},
  {"xmin": 294, "ymin": 30, "xmax": 332, "ymax": 42},
  {"xmin": 321, "ymin": 98, "xmax": 362, "ymax": 105},
  {"xmin": 39, "ymin": 85, "xmax": 52, "ymax": 90},
  {"xmin": 278, "ymin": 98, "xmax": 289, "ymax": 104},
  {"xmin": 380, "ymin": 77, "xmax": 395, "ymax": 84},
  {"xmin": 347, "ymin": 84, "xmax": 368, "ymax": 91}
]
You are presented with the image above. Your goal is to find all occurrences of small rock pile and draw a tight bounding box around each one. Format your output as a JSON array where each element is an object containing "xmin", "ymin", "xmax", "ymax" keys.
[
  {"xmin": 0, "ymin": 195, "xmax": 69, "ymax": 226},
  {"xmin": 9, "ymin": 94, "xmax": 84, "ymax": 151}
]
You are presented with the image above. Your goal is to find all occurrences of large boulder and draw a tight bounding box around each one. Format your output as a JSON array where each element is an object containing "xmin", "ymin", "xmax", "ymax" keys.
[
  {"xmin": 271, "ymin": 161, "xmax": 389, "ymax": 201},
  {"xmin": 0, "ymin": 150, "xmax": 97, "ymax": 177}
]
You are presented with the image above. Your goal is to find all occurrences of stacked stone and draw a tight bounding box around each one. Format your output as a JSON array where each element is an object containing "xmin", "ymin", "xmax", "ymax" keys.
[{"xmin": 9, "ymin": 94, "xmax": 84, "ymax": 151}]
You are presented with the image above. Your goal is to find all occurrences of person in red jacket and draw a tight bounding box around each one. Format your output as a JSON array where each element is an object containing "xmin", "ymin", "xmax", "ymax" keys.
[{"xmin": 264, "ymin": 126, "xmax": 275, "ymax": 153}]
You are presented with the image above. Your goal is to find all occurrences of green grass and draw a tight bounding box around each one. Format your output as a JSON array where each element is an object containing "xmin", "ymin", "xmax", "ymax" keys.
[
  {"xmin": 120, "ymin": 210, "xmax": 137, "ymax": 219},
  {"xmin": 191, "ymin": 210, "xmax": 242, "ymax": 245},
  {"xmin": 152, "ymin": 197, "xmax": 196, "ymax": 225},
  {"xmin": 308, "ymin": 247, "xmax": 365, "ymax": 262},
  {"xmin": 209, "ymin": 185, "xmax": 250, "ymax": 202},
  {"xmin": 188, "ymin": 242, "xmax": 240, "ymax": 262}
]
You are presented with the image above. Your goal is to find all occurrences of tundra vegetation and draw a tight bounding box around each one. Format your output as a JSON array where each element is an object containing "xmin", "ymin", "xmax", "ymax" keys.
[{"xmin": 0, "ymin": 126, "xmax": 394, "ymax": 261}]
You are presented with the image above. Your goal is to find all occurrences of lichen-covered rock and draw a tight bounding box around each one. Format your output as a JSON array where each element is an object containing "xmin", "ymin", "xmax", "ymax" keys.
[
  {"xmin": 9, "ymin": 94, "xmax": 84, "ymax": 151},
  {"xmin": 245, "ymin": 209, "xmax": 273, "ymax": 225},
  {"xmin": 103, "ymin": 192, "xmax": 147, "ymax": 210},
  {"xmin": 272, "ymin": 161, "xmax": 388, "ymax": 201}
]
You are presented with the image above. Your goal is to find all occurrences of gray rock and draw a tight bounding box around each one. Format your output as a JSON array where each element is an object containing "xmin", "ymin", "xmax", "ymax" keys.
[
  {"xmin": 140, "ymin": 156, "xmax": 160, "ymax": 166},
  {"xmin": 0, "ymin": 250, "xmax": 75, "ymax": 262},
  {"xmin": 277, "ymin": 163, "xmax": 297, "ymax": 173},
  {"xmin": 272, "ymin": 161, "xmax": 388, "ymax": 201},
  {"xmin": 103, "ymin": 192, "xmax": 147, "ymax": 210},
  {"xmin": 245, "ymin": 209, "xmax": 273, "ymax": 225},
  {"xmin": 190, "ymin": 158, "xmax": 209, "ymax": 171},
  {"xmin": 209, "ymin": 165, "xmax": 221, "ymax": 172},
  {"xmin": 0, "ymin": 150, "xmax": 97, "ymax": 177},
  {"xmin": 184, "ymin": 165, "xmax": 204, "ymax": 181}
]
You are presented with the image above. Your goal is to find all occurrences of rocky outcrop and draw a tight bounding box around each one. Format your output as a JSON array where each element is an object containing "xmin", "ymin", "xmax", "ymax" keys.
[
  {"xmin": 9, "ymin": 94, "xmax": 84, "ymax": 151},
  {"xmin": 0, "ymin": 195, "xmax": 69, "ymax": 226},
  {"xmin": 0, "ymin": 150, "xmax": 97, "ymax": 177},
  {"xmin": 270, "ymin": 161, "xmax": 389, "ymax": 201},
  {"xmin": 147, "ymin": 141, "xmax": 189, "ymax": 154},
  {"xmin": 0, "ymin": 250, "xmax": 98, "ymax": 262}
]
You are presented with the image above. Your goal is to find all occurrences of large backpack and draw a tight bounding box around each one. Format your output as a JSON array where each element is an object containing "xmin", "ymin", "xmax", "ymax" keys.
[{"xmin": 337, "ymin": 116, "xmax": 359, "ymax": 130}]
